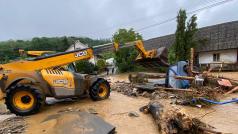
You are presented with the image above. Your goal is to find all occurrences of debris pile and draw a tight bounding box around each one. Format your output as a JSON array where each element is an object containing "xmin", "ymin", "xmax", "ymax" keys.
[
  {"xmin": 111, "ymin": 81, "xmax": 138, "ymax": 97},
  {"xmin": 0, "ymin": 103, "xmax": 11, "ymax": 115},
  {"xmin": 0, "ymin": 116, "xmax": 26, "ymax": 134},
  {"xmin": 140, "ymin": 101, "xmax": 221, "ymax": 134},
  {"xmin": 111, "ymin": 73, "xmax": 238, "ymax": 107}
]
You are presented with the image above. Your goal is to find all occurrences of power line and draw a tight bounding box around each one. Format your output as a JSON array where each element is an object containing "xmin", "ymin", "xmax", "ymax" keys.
[
  {"xmin": 137, "ymin": 0, "xmax": 234, "ymax": 32},
  {"xmin": 85, "ymin": 0, "xmax": 234, "ymax": 38},
  {"xmin": 188, "ymin": 0, "xmax": 233, "ymax": 14},
  {"xmin": 83, "ymin": 0, "xmax": 211, "ymax": 36}
]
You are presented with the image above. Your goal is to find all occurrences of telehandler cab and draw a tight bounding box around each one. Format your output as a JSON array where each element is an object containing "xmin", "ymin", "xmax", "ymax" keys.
[{"xmin": 0, "ymin": 47, "xmax": 110, "ymax": 116}]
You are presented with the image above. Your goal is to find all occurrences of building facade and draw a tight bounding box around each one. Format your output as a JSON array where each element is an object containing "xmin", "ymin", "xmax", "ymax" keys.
[{"xmin": 143, "ymin": 21, "xmax": 238, "ymax": 70}]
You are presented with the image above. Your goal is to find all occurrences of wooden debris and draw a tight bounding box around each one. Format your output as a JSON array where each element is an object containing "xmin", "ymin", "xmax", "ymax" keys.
[
  {"xmin": 174, "ymin": 76, "xmax": 195, "ymax": 80},
  {"xmin": 141, "ymin": 101, "xmax": 222, "ymax": 134},
  {"xmin": 155, "ymin": 86, "xmax": 194, "ymax": 92}
]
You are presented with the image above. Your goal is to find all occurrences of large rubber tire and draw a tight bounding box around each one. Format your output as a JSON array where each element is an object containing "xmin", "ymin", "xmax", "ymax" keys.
[
  {"xmin": 89, "ymin": 79, "xmax": 110, "ymax": 101},
  {"xmin": 5, "ymin": 84, "xmax": 45, "ymax": 116}
]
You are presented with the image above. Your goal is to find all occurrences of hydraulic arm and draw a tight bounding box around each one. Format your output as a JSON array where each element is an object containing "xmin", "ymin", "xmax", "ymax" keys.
[
  {"xmin": 113, "ymin": 40, "xmax": 169, "ymax": 67},
  {"xmin": 1, "ymin": 47, "xmax": 94, "ymax": 71}
]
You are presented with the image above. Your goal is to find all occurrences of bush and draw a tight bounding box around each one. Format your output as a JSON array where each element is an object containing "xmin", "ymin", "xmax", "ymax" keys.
[{"xmin": 75, "ymin": 60, "xmax": 97, "ymax": 74}]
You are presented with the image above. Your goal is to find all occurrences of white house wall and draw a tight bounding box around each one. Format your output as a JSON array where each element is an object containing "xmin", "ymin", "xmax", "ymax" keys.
[{"xmin": 199, "ymin": 49, "xmax": 237, "ymax": 64}]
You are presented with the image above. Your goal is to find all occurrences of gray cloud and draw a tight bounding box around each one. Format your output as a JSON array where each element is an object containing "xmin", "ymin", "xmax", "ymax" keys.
[{"xmin": 0, "ymin": 0, "xmax": 237, "ymax": 41}]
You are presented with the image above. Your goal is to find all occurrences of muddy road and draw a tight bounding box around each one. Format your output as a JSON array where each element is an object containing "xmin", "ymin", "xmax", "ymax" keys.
[
  {"xmin": 1, "ymin": 72, "xmax": 238, "ymax": 134},
  {"xmin": 0, "ymin": 92, "xmax": 158, "ymax": 134}
]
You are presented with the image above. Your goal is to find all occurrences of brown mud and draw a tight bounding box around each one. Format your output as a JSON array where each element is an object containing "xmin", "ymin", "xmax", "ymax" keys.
[
  {"xmin": 0, "ymin": 72, "xmax": 238, "ymax": 134},
  {"xmin": 26, "ymin": 92, "xmax": 158, "ymax": 134}
]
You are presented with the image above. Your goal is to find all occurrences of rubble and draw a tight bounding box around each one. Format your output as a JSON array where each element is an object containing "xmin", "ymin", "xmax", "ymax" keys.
[
  {"xmin": 0, "ymin": 116, "xmax": 26, "ymax": 134},
  {"xmin": 111, "ymin": 74, "xmax": 238, "ymax": 107}
]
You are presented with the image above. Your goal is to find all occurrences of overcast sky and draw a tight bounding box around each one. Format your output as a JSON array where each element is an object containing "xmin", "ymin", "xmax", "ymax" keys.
[{"xmin": 0, "ymin": 0, "xmax": 237, "ymax": 41}]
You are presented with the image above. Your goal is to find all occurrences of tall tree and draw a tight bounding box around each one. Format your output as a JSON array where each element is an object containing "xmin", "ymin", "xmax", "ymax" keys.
[
  {"xmin": 185, "ymin": 15, "xmax": 197, "ymax": 59},
  {"xmin": 169, "ymin": 9, "xmax": 198, "ymax": 63}
]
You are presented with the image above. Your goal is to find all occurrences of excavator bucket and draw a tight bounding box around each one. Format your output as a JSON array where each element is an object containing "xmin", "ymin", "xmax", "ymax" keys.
[
  {"xmin": 113, "ymin": 40, "xmax": 169, "ymax": 68},
  {"xmin": 135, "ymin": 47, "xmax": 169, "ymax": 68}
]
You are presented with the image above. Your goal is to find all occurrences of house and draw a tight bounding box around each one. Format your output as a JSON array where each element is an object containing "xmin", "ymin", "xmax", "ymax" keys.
[
  {"xmin": 66, "ymin": 40, "xmax": 97, "ymax": 64},
  {"xmin": 66, "ymin": 40, "xmax": 88, "ymax": 51},
  {"xmin": 196, "ymin": 21, "xmax": 238, "ymax": 70},
  {"xmin": 143, "ymin": 21, "xmax": 238, "ymax": 70}
]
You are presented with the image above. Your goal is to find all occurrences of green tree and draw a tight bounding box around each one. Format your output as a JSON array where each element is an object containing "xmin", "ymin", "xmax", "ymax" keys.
[
  {"xmin": 112, "ymin": 28, "xmax": 143, "ymax": 72},
  {"xmin": 185, "ymin": 15, "xmax": 197, "ymax": 58},
  {"xmin": 113, "ymin": 28, "xmax": 142, "ymax": 44},
  {"xmin": 169, "ymin": 9, "xmax": 198, "ymax": 64}
]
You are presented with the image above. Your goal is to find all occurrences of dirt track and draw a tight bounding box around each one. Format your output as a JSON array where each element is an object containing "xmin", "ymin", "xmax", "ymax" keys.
[{"xmin": 26, "ymin": 92, "xmax": 158, "ymax": 134}]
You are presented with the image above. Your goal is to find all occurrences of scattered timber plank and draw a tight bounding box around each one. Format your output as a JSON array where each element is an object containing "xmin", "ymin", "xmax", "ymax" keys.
[
  {"xmin": 174, "ymin": 76, "xmax": 195, "ymax": 80},
  {"xmin": 155, "ymin": 86, "xmax": 194, "ymax": 92}
]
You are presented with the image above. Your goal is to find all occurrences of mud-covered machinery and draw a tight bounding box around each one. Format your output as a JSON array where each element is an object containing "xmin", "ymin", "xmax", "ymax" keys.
[
  {"xmin": 113, "ymin": 40, "xmax": 169, "ymax": 68},
  {"xmin": 0, "ymin": 47, "xmax": 111, "ymax": 116}
]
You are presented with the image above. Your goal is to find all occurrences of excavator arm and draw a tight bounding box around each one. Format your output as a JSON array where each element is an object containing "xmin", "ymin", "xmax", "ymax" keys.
[
  {"xmin": 1, "ymin": 47, "xmax": 94, "ymax": 71},
  {"xmin": 113, "ymin": 40, "xmax": 169, "ymax": 67}
]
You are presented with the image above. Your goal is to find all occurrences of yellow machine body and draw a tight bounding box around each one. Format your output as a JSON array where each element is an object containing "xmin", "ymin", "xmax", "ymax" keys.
[
  {"xmin": 0, "ymin": 47, "xmax": 102, "ymax": 98},
  {"xmin": 0, "ymin": 47, "xmax": 110, "ymax": 115}
]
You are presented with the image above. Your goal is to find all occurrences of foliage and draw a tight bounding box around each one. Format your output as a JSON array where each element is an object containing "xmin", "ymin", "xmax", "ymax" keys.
[
  {"xmin": 168, "ymin": 45, "xmax": 176, "ymax": 64},
  {"xmin": 113, "ymin": 28, "xmax": 142, "ymax": 44},
  {"xmin": 101, "ymin": 52, "xmax": 115, "ymax": 60},
  {"xmin": 112, "ymin": 28, "xmax": 142, "ymax": 72},
  {"xmin": 170, "ymin": 9, "xmax": 198, "ymax": 63},
  {"xmin": 75, "ymin": 60, "xmax": 97, "ymax": 74},
  {"xmin": 96, "ymin": 59, "xmax": 106, "ymax": 70},
  {"xmin": 0, "ymin": 36, "xmax": 110, "ymax": 63}
]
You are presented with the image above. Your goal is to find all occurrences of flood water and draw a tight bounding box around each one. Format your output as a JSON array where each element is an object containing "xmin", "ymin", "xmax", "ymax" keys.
[{"xmin": 180, "ymin": 93, "xmax": 238, "ymax": 133}]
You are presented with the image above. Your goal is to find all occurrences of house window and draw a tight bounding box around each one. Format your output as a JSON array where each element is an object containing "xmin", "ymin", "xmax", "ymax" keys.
[{"xmin": 213, "ymin": 53, "xmax": 220, "ymax": 62}]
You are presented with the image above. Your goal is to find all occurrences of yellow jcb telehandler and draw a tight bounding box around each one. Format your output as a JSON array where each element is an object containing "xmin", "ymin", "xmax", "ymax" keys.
[{"xmin": 0, "ymin": 47, "xmax": 110, "ymax": 116}]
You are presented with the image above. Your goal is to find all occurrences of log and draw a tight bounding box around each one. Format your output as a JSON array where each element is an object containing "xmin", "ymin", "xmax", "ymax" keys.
[
  {"xmin": 198, "ymin": 126, "xmax": 222, "ymax": 134},
  {"xmin": 155, "ymin": 86, "xmax": 194, "ymax": 92},
  {"xmin": 174, "ymin": 76, "xmax": 195, "ymax": 80}
]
